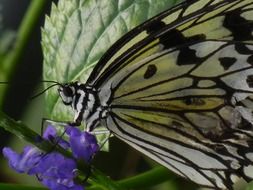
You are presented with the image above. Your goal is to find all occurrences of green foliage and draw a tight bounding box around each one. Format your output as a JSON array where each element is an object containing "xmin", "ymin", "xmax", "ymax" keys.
[
  {"xmin": 42, "ymin": 0, "xmax": 180, "ymax": 122},
  {"xmin": 0, "ymin": 183, "xmax": 46, "ymax": 190}
]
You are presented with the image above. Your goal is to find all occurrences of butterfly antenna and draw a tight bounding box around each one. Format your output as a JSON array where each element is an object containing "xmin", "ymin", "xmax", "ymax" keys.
[
  {"xmin": 0, "ymin": 80, "xmax": 61, "ymax": 86},
  {"xmin": 30, "ymin": 84, "xmax": 59, "ymax": 100},
  {"xmin": 30, "ymin": 80, "xmax": 62, "ymax": 100},
  {"xmin": 40, "ymin": 80, "xmax": 61, "ymax": 85}
]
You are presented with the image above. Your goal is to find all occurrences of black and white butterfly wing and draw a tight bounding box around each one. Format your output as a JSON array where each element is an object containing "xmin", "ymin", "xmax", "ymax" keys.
[
  {"xmin": 86, "ymin": 0, "xmax": 253, "ymax": 189},
  {"xmin": 102, "ymin": 41, "xmax": 253, "ymax": 189},
  {"xmin": 87, "ymin": 0, "xmax": 253, "ymax": 88}
]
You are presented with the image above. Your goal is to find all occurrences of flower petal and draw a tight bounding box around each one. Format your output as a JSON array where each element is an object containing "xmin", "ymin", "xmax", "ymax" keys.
[
  {"xmin": 29, "ymin": 152, "xmax": 76, "ymax": 178},
  {"xmin": 43, "ymin": 125, "xmax": 70, "ymax": 149},
  {"xmin": 67, "ymin": 127, "xmax": 99, "ymax": 162},
  {"xmin": 42, "ymin": 178, "xmax": 84, "ymax": 190},
  {"xmin": 43, "ymin": 125, "xmax": 57, "ymax": 140},
  {"xmin": 3, "ymin": 146, "xmax": 42, "ymax": 173}
]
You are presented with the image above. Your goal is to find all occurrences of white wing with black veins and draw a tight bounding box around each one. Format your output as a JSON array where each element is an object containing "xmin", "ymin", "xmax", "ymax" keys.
[{"xmin": 86, "ymin": 0, "xmax": 253, "ymax": 189}]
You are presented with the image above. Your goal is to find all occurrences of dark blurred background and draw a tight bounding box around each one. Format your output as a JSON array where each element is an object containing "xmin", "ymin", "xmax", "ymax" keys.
[
  {"xmin": 1, "ymin": 0, "xmax": 44, "ymax": 119},
  {"xmin": 0, "ymin": 0, "xmax": 53, "ymax": 184}
]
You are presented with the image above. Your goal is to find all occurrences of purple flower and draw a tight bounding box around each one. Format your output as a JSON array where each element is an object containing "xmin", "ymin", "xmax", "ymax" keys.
[
  {"xmin": 3, "ymin": 147, "xmax": 83, "ymax": 190},
  {"xmin": 66, "ymin": 126, "xmax": 99, "ymax": 162},
  {"xmin": 43, "ymin": 125, "xmax": 70, "ymax": 149},
  {"xmin": 29, "ymin": 153, "xmax": 76, "ymax": 177},
  {"xmin": 43, "ymin": 125, "xmax": 57, "ymax": 140},
  {"xmin": 30, "ymin": 153, "xmax": 83, "ymax": 190},
  {"xmin": 2, "ymin": 125, "xmax": 99, "ymax": 190},
  {"xmin": 41, "ymin": 178, "xmax": 83, "ymax": 190},
  {"xmin": 3, "ymin": 146, "xmax": 42, "ymax": 173}
]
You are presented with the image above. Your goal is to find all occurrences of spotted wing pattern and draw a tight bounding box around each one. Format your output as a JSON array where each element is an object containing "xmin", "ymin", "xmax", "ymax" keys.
[{"xmin": 87, "ymin": 0, "xmax": 253, "ymax": 189}]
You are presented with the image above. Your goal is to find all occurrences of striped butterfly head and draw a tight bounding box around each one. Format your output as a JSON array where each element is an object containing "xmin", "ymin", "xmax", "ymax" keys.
[
  {"xmin": 57, "ymin": 81, "xmax": 100, "ymax": 129},
  {"xmin": 58, "ymin": 82, "xmax": 80, "ymax": 106}
]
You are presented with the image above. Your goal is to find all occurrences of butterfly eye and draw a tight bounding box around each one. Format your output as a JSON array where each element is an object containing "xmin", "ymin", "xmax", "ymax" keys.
[{"xmin": 62, "ymin": 86, "xmax": 74, "ymax": 97}]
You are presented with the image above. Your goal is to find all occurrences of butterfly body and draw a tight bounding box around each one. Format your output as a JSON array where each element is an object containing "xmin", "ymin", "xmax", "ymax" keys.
[
  {"xmin": 56, "ymin": 0, "xmax": 253, "ymax": 189},
  {"xmin": 58, "ymin": 83, "xmax": 109, "ymax": 131}
]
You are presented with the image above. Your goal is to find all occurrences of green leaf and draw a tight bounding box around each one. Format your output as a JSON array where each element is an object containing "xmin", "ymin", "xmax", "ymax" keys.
[
  {"xmin": 0, "ymin": 183, "xmax": 46, "ymax": 190},
  {"xmin": 42, "ymin": 0, "xmax": 180, "ymax": 121}
]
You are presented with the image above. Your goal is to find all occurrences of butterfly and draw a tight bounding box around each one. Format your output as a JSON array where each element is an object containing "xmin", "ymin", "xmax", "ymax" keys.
[{"xmin": 47, "ymin": 0, "xmax": 253, "ymax": 189}]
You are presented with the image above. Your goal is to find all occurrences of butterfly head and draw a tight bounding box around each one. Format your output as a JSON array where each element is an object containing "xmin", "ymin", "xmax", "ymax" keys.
[{"xmin": 58, "ymin": 82, "xmax": 80, "ymax": 106}]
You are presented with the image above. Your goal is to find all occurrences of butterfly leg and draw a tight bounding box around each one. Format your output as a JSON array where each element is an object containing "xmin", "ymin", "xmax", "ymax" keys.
[
  {"xmin": 40, "ymin": 118, "xmax": 70, "ymax": 153},
  {"xmin": 98, "ymin": 132, "xmax": 112, "ymax": 151},
  {"xmin": 41, "ymin": 118, "xmax": 70, "ymax": 137},
  {"xmin": 68, "ymin": 117, "xmax": 82, "ymax": 127},
  {"xmin": 81, "ymin": 132, "xmax": 112, "ymax": 184},
  {"xmin": 41, "ymin": 118, "xmax": 82, "ymax": 132},
  {"xmin": 90, "ymin": 130, "xmax": 110, "ymax": 135}
]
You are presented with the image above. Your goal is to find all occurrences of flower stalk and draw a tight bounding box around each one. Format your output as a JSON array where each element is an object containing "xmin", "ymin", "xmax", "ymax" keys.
[{"xmin": 0, "ymin": 111, "xmax": 114, "ymax": 190}]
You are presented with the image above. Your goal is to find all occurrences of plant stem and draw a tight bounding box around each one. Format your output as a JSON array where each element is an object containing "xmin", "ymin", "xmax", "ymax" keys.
[
  {"xmin": 118, "ymin": 166, "xmax": 176, "ymax": 189},
  {"xmin": 0, "ymin": 0, "xmax": 49, "ymax": 106},
  {"xmin": 0, "ymin": 111, "xmax": 63, "ymax": 153},
  {"xmin": 0, "ymin": 183, "xmax": 46, "ymax": 190},
  {"xmin": 0, "ymin": 111, "xmax": 124, "ymax": 190},
  {"xmin": 88, "ymin": 169, "xmax": 126, "ymax": 190},
  {"xmin": 3, "ymin": 0, "xmax": 48, "ymax": 74}
]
